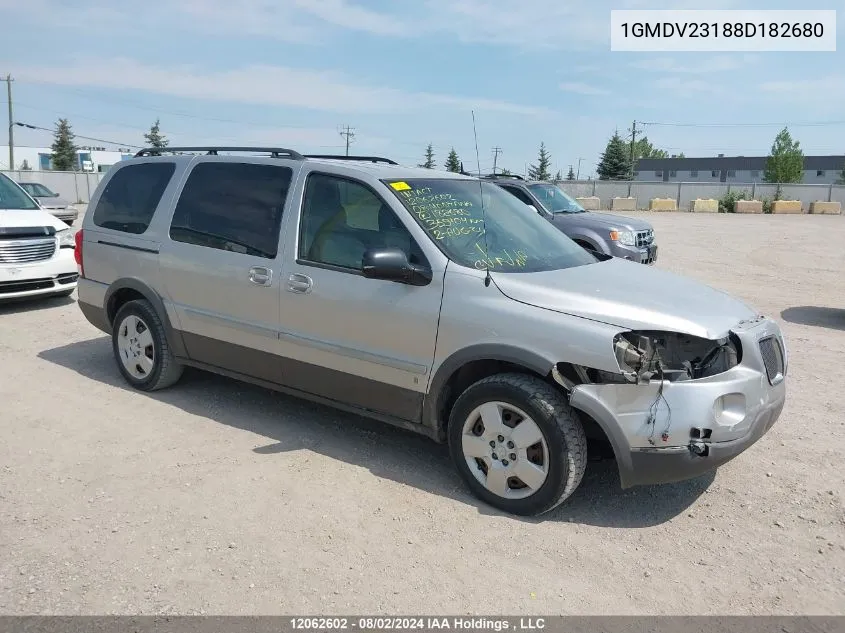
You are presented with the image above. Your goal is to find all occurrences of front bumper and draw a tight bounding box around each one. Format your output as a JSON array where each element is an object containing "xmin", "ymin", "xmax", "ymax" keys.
[
  {"xmin": 610, "ymin": 241, "xmax": 658, "ymax": 265},
  {"xmin": 0, "ymin": 248, "xmax": 78, "ymax": 300},
  {"xmin": 46, "ymin": 207, "xmax": 79, "ymax": 224},
  {"xmin": 570, "ymin": 315, "xmax": 786, "ymax": 488}
]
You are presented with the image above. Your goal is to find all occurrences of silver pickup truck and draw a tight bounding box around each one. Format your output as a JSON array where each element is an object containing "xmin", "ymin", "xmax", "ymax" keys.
[{"xmin": 487, "ymin": 175, "xmax": 657, "ymax": 265}]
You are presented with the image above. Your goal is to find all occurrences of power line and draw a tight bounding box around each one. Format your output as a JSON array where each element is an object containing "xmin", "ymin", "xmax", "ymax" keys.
[
  {"xmin": 18, "ymin": 80, "xmax": 326, "ymax": 131},
  {"xmin": 339, "ymin": 125, "xmax": 355, "ymax": 156},
  {"xmin": 13, "ymin": 121, "xmax": 142, "ymax": 149}
]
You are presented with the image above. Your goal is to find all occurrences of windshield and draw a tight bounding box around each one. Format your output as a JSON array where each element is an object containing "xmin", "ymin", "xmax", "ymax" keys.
[
  {"xmin": 385, "ymin": 178, "xmax": 597, "ymax": 273},
  {"xmin": 20, "ymin": 183, "xmax": 54, "ymax": 197},
  {"xmin": 0, "ymin": 173, "xmax": 39, "ymax": 210},
  {"xmin": 527, "ymin": 183, "xmax": 585, "ymax": 213}
]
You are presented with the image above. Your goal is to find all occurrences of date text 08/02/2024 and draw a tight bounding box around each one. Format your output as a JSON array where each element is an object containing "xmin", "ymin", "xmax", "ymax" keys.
[{"xmin": 290, "ymin": 617, "xmax": 547, "ymax": 631}]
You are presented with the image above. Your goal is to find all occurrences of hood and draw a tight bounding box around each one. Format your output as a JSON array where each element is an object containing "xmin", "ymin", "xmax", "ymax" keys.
[
  {"xmin": 37, "ymin": 195, "xmax": 73, "ymax": 209},
  {"xmin": 0, "ymin": 209, "xmax": 70, "ymax": 231},
  {"xmin": 552, "ymin": 211, "xmax": 653, "ymax": 232},
  {"xmin": 491, "ymin": 257, "xmax": 757, "ymax": 340}
]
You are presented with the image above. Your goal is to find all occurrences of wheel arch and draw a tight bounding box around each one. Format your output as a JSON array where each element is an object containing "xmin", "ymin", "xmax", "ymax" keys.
[
  {"xmin": 104, "ymin": 278, "xmax": 187, "ymax": 357},
  {"xmin": 569, "ymin": 232, "xmax": 609, "ymax": 255},
  {"xmin": 423, "ymin": 344, "xmax": 558, "ymax": 442}
]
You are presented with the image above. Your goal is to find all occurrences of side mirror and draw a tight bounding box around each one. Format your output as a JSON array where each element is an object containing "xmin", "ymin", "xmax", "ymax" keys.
[
  {"xmin": 526, "ymin": 204, "xmax": 541, "ymax": 214},
  {"xmin": 52, "ymin": 192, "xmax": 60, "ymax": 197},
  {"xmin": 362, "ymin": 247, "xmax": 432, "ymax": 286}
]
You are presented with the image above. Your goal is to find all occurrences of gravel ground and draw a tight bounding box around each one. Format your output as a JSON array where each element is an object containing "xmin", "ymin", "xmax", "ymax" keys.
[{"xmin": 1, "ymin": 211, "xmax": 843, "ymax": 615}]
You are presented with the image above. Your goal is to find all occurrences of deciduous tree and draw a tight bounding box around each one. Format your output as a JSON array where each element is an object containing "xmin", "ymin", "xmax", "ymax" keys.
[{"xmin": 764, "ymin": 127, "xmax": 804, "ymax": 185}]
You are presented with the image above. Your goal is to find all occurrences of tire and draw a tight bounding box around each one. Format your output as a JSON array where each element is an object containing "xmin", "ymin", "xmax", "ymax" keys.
[
  {"xmin": 111, "ymin": 299, "xmax": 183, "ymax": 392},
  {"xmin": 447, "ymin": 373, "xmax": 587, "ymax": 516}
]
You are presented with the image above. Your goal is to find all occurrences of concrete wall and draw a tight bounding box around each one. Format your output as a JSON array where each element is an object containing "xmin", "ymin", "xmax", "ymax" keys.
[
  {"xmin": 556, "ymin": 180, "xmax": 845, "ymax": 211},
  {"xmin": 1, "ymin": 169, "xmax": 106, "ymax": 203}
]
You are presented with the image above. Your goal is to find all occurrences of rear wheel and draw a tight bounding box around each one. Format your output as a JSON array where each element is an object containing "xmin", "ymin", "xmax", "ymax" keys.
[
  {"xmin": 447, "ymin": 373, "xmax": 587, "ymax": 516},
  {"xmin": 112, "ymin": 299, "xmax": 183, "ymax": 391}
]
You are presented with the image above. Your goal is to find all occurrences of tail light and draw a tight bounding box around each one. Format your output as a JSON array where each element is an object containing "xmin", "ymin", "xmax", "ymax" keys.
[{"xmin": 74, "ymin": 229, "xmax": 84, "ymax": 277}]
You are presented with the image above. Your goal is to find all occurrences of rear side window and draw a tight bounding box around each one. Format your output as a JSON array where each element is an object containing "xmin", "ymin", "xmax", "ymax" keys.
[
  {"xmin": 501, "ymin": 185, "xmax": 535, "ymax": 207},
  {"xmin": 169, "ymin": 162, "xmax": 293, "ymax": 259},
  {"xmin": 92, "ymin": 162, "xmax": 175, "ymax": 234}
]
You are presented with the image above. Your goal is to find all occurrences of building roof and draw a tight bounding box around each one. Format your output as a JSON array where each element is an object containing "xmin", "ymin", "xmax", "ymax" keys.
[{"xmin": 636, "ymin": 155, "xmax": 845, "ymax": 171}]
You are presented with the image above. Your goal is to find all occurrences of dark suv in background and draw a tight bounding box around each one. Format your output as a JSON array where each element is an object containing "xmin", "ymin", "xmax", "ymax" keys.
[{"xmin": 486, "ymin": 175, "xmax": 657, "ymax": 264}]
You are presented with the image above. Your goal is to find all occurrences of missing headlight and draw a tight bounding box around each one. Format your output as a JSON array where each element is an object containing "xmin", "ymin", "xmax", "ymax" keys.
[{"xmin": 613, "ymin": 330, "xmax": 742, "ymax": 383}]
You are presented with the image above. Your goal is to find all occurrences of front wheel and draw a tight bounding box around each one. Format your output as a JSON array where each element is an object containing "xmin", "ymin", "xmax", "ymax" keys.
[{"xmin": 447, "ymin": 373, "xmax": 587, "ymax": 516}]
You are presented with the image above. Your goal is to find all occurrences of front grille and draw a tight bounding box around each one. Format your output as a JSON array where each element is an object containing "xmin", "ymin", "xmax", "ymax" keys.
[
  {"xmin": 0, "ymin": 237, "xmax": 57, "ymax": 263},
  {"xmin": 635, "ymin": 230, "xmax": 654, "ymax": 248},
  {"xmin": 0, "ymin": 278, "xmax": 56, "ymax": 295},
  {"xmin": 759, "ymin": 336, "xmax": 785, "ymax": 384}
]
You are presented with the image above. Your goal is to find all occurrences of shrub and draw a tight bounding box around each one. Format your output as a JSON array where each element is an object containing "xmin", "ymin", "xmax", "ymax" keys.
[{"xmin": 718, "ymin": 190, "xmax": 750, "ymax": 213}]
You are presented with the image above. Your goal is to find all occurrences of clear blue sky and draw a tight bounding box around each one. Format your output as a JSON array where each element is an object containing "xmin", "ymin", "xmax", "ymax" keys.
[{"xmin": 1, "ymin": 0, "xmax": 842, "ymax": 176}]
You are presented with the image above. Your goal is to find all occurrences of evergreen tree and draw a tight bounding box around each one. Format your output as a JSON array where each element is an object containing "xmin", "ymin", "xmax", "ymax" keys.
[
  {"xmin": 554, "ymin": 170, "xmax": 562, "ymax": 181},
  {"xmin": 566, "ymin": 166, "xmax": 575, "ymax": 180},
  {"xmin": 51, "ymin": 118, "xmax": 78, "ymax": 172},
  {"xmin": 500, "ymin": 168, "xmax": 512, "ymax": 176},
  {"xmin": 837, "ymin": 161, "xmax": 845, "ymax": 185},
  {"xmin": 527, "ymin": 142, "xmax": 552, "ymax": 180},
  {"xmin": 763, "ymin": 127, "xmax": 804, "ymax": 185},
  {"xmin": 445, "ymin": 147, "xmax": 461, "ymax": 172},
  {"xmin": 144, "ymin": 118, "xmax": 169, "ymax": 149},
  {"xmin": 418, "ymin": 143, "xmax": 436, "ymax": 169},
  {"xmin": 597, "ymin": 131, "xmax": 631, "ymax": 180}
]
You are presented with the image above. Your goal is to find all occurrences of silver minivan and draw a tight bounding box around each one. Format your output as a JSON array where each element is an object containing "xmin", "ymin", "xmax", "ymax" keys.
[{"xmin": 75, "ymin": 147, "xmax": 787, "ymax": 516}]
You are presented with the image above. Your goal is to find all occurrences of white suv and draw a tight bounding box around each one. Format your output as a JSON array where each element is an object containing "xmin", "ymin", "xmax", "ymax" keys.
[{"xmin": 0, "ymin": 172, "xmax": 79, "ymax": 301}]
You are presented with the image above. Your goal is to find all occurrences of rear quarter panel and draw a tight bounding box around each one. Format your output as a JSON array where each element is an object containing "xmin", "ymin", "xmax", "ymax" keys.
[{"xmin": 80, "ymin": 158, "xmax": 192, "ymax": 319}]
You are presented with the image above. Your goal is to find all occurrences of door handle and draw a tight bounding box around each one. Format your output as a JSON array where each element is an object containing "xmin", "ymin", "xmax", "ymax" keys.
[
  {"xmin": 287, "ymin": 273, "xmax": 313, "ymax": 294},
  {"xmin": 248, "ymin": 266, "xmax": 273, "ymax": 286}
]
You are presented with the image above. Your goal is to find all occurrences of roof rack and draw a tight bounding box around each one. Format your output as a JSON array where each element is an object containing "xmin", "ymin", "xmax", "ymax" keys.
[
  {"xmin": 304, "ymin": 154, "xmax": 399, "ymax": 165},
  {"xmin": 134, "ymin": 146, "xmax": 305, "ymax": 159},
  {"xmin": 482, "ymin": 173, "xmax": 525, "ymax": 180}
]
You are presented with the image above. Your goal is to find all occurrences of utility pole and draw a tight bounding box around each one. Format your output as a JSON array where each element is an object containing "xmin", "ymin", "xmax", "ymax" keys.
[
  {"xmin": 576, "ymin": 157, "xmax": 584, "ymax": 180},
  {"xmin": 3, "ymin": 74, "xmax": 13, "ymax": 170},
  {"xmin": 491, "ymin": 146, "xmax": 502, "ymax": 175},
  {"xmin": 629, "ymin": 119, "xmax": 638, "ymax": 179},
  {"xmin": 339, "ymin": 125, "xmax": 355, "ymax": 156}
]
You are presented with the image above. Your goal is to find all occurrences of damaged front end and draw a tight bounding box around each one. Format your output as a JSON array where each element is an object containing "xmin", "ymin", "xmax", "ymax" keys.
[
  {"xmin": 553, "ymin": 329, "xmax": 743, "ymax": 392},
  {"xmin": 555, "ymin": 320, "xmax": 786, "ymax": 489},
  {"xmin": 611, "ymin": 330, "xmax": 742, "ymax": 384}
]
